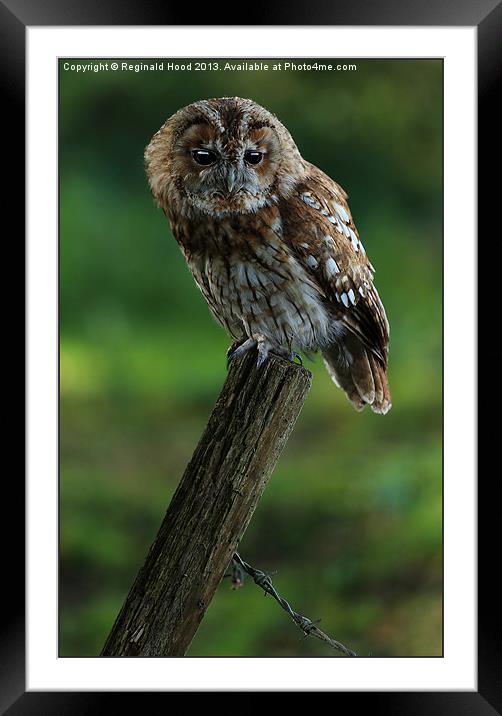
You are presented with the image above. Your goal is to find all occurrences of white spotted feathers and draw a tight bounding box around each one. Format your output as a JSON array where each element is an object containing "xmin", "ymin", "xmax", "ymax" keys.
[
  {"xmin": 290, "ymin": 162, "xmax": 391, "ymax": 413},
  {"xmin": 297, "ymin": 184, "xmax": 375, "ymax": 314}
]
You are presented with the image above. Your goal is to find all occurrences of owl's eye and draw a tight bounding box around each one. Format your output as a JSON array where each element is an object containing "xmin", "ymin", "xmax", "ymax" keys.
[
  {"xmin": 192, "ymin": 149, "xmax": 217, "ymax": 166},
  {"xmin": 244, "ymin": 150, "xmax": 263, "ymax": 165}
]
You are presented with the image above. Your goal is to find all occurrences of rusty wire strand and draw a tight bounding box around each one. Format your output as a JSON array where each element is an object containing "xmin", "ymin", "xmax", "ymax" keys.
[{"xmin": 231, "ymin": 553, "xmax": 356, "ymax": 657}]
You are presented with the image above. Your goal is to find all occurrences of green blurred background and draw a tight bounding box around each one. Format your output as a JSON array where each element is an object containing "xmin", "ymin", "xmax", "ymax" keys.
[{"xmin": 59, "ymin": 59, "xmax": 442, "ymax": 657}]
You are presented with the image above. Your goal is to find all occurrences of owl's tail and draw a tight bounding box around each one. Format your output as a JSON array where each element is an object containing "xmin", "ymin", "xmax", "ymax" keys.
[{"xmin": 322, "ymin": 334, "xmax": 392, "ymax": 415}]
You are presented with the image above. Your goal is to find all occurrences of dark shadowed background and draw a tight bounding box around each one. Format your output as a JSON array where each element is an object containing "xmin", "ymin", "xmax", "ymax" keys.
[{"xmin": 59, "ymin": 58, "xmax": 442, "ymax": 657}]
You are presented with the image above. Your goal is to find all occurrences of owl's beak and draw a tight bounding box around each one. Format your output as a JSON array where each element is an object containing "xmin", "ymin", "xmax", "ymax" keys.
[{"xmin": 226, "ymin": 168, "xmax": 237, "ymax": 194}]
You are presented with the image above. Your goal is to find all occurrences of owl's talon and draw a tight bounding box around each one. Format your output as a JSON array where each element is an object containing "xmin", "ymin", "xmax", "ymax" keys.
[
  {"xmin": 256, "ymin": 343, "xmax": 270, "ymax": 369},
  {"xmin": 256, "ymin": 336, "xmax": 295, "ymax": 368},
  {"xmin": 227, "ymin": 337, "xmax": 257, "ymax": 366},
  {"xmin": 228, "ymin": 334, "xmax": 300, "ymax": 371}
]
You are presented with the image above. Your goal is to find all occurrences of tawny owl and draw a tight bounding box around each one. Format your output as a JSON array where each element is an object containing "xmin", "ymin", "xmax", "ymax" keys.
[{"xmin": 145, "ymin": 97, "xmax": 391, "ymax": 414}]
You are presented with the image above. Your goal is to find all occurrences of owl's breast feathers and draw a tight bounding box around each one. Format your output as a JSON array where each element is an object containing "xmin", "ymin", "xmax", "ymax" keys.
[{"xmin": 170, "ymin": 205, "xmax": 332, "ymax": 349}]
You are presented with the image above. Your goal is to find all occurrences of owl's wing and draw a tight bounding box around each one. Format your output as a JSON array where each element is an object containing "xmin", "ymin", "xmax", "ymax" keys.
[{"xmin": 283, "ymin": 163, "xmax": 389, "ymax": 367}]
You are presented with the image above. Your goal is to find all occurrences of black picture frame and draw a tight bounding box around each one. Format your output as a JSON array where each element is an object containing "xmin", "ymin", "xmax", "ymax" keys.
[{"xmin": 6, "ymin": 0, "xmax": 496, "ymax": 711}]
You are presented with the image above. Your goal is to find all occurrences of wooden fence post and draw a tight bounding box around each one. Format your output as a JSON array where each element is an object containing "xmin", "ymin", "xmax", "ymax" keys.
[{"xmin": 101, "ymin": 351, "xmax": 312, "ymax": 656}]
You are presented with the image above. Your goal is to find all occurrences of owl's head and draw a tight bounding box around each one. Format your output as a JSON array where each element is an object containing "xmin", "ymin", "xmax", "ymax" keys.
[{"xmin": 145, "ymin": 97, "xmax": 305, "ymax": 217}]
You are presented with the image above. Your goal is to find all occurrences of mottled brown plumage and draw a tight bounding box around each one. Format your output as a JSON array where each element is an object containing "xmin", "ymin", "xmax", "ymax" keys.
[{"xmin": 145, "ymin": 97, "xmax": 391, "ymax": 413}]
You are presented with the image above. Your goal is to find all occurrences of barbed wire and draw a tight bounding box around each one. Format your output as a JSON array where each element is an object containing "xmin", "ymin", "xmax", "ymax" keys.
[{"xmin": 228, "ymin": 552, "xmax": 356, "ymax": 657}]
